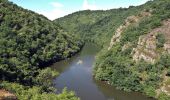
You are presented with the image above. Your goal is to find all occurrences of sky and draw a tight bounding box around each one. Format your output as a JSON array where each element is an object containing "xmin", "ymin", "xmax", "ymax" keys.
[{"xmin": 9, "ymin": 0, "xmax": 150, "ymax": 20}]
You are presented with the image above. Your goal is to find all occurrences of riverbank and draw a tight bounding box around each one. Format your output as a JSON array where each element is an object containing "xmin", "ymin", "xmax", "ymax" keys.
[{"xmin": 52, "ymin": 43, "xmax": 153, "ymax": 100}]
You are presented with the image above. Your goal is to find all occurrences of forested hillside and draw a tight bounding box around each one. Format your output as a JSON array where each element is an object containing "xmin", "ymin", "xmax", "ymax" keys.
[
  {"xmin": 55, "ymin": 5, "xmax": 145, "ymax": 47},
  {"xmin": 1, "ymin": 0, "xmax": 170, "ymax": 99},
  {"xmin": 0, "ymin": 0, "xmax": 82, "ymax": 99},
  {"xmin": 55, "ymin": 0, "xmax": 170, "ymax": 99},
  {"xmin": 94, "ymin": 0, "xmax": 170, "ymax": 99}
]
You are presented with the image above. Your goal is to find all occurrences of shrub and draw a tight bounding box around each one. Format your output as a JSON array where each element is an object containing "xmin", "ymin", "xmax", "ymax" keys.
[{"xmin": 156, "ymin": 33, "xmax": 165, "ymax": 48}]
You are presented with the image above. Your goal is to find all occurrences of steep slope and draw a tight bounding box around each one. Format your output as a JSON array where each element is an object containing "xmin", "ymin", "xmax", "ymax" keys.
[
  {"xmin": 133, "ymin": 19, "xmax": 170, "ymax": 63},
  {"xmin": 2, "ymin": 0, "xmax": 170, "ymax": 99},
  {"xmin": 94, "ymin": 0, "xmax": 170, "ymax": 99},
  {"xmin": 54, "ymin": 0, "xmax": 170, "ymax": 99},
  {"xmin": 53, "ymin": 0, "xmax": 170, "ymax": 99},
  {"xmin": 108, "ymin": 10, "xmax": 151, "ymax": 50},
  {"xmin": 54, "ymin": 6, "xmax": 145, "ymax": 47},
  {"xmin": 0, "ymin": 0, "xmax": 83, "ymax": 83},
  {"xmin": 0, "ymin": 0, "xmax": 82, "ymax": 99}
]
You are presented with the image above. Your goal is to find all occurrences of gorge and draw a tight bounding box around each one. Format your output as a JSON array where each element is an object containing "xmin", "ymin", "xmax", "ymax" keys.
[{"xmin": 1, "ymin": 0, "xmax": 170, "ymax": 100}]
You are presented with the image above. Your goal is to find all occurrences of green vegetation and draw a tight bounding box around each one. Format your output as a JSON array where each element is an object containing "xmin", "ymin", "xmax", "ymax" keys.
[
  {"xmin": 55, "ymin": 2, "xmax": 170, "ymax": 99},
  {"xmin": 0, "ymin": 81, "xmax": 79, "ymax": 100},
  {"xmin": 1, "ymin": 0, "xmax": 170, "ymax": 99},
  {"xmin": 156, "ymin": 33, "xmax": 166, "ymax": 48},
  {"xmin": 54, "ymin": 0, "xmax": 170, "ymax": 99},
  {"xmin": 54, "ymin": 6, "xmax": 144, "ymax": 47},
  {"xmin": 0, "ymin": 0, "xmax": 82, "ymax": 99},
  {"xmin": 158, "ymin": 93, "xmax": 170, "ymax": 100},
  {"xmin": 0, "ymin": 0, "xmax": 83, "ymax": 83},
  {"xmin": 92, "ymin": 0, "xmax": 170, "ymax": 99}
]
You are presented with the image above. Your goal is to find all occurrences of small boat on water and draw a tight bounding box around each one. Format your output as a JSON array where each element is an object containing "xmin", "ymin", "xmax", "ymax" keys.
[{"xmin": 77, "ymin": 60, "xmax": 83, "ymax": 65}]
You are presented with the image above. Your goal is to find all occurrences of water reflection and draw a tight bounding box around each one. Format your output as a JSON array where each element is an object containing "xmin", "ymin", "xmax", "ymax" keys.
[{"xmin": 52, "ymin": 44, "xmax": 154, "ymax": 100}]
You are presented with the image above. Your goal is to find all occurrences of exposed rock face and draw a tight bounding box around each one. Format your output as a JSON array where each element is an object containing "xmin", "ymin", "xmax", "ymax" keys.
[
  {"xmin": 164, "ymin": 43, "xmax": 170, "ymax": 53},
  {"xmin": 132, "ymin": 19, "xmax": 170, "ymax": 63},
  {"xmin": 132, "ymin": 34, "xmax": 158, "ymax": 63},
  {"xmin": 0, "ymin": 90, "xmax": 17, "ymax": 100},
  {"xmin": 156, "ymin": 70, "xmax": 170, "ymax": 97},
  {"xmin": 108, "ymin": 11, "xmax": 151, "ymax": 50},
  {"xmin": 122, "ymin": 42, "xmax": 132, "ymax": 51}
]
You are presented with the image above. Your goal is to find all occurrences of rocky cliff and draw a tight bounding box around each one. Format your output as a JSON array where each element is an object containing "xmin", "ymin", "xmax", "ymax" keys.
[
  {"xmin": 108, "ymin": 10, "xmax": 151, "ymax": 50},
  {"xmin": 132, "ymin": 19, "xmax": 170, "ymax": 63}
]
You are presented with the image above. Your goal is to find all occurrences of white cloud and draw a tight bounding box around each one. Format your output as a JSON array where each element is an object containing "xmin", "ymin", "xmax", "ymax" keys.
[
  {"xmin": 50, "ymin": 2, "xmax": 63, "ymax": 8},
  {"xmin": 35, "ymin": 0, "xmax": 150, "ymax": 20},
  {"xmin": 36, "ymin": 1, "xmax": 66, "ymax": 20},
  {"xmin": 83, "ymin": 0, "xmax": 97, "ymax": 10}
]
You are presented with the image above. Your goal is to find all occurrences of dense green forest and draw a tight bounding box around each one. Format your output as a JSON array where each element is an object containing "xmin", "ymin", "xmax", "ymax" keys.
[
  {"xmin": 1, "ymin": 0, "xmax": 170, "ymax": 99},
  {"xmin": 94, "ymin": 0, "xmax": 170, "ymax": 100},
  {"xmin": 55, "ymin": 0, "xmax": 170, "ymax": 100},
  {"xmin": 0, "ymin": 0, "xmax": 82, "ymax": 99},
  {"xmin": 55, "ymin": 5, "xmax": 145, "ymax": 47}
]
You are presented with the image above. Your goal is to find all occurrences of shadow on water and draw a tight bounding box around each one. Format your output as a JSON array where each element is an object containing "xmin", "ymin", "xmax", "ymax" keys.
[
  {"xmin": 93, "ymin": 79, "xmax": 154, "ymax": 100},
  {"xmin": 51, "ymin": 44, "xmax": 155, "ymax": 100}
]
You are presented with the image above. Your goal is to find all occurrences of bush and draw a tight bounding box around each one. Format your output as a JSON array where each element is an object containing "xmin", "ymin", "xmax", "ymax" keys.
[
  {"xmin": 156, "ymin": 33, "xmax": 165, "ymax": 48},
  {"xmin": 35, "ymin": 68, "xmax": 59, "ymax": 92},
  {"xmin": 158, "ymin": 93, "xmax": 170, "ymax": 100},
  {"xmin": 1, "ymin": 82, "xmax": 80, "ymax": 100},
  {"xmin": 143, "ymin": 86, "xmax": 156, "ymax": 97}
]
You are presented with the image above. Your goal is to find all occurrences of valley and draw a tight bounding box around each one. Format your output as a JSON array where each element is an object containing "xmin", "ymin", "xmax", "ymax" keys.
[
  {"xmin": 1, "ymin": 0, "xmax": 170, "ymax": 100},
  {"xmin": 52, "ymin": 44, "xmax": 154, "ymax": 100}
]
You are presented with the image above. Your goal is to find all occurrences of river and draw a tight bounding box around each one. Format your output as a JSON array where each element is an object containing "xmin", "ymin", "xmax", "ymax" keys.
[{"xmin": 52, "ymin": 44, "xmax": 154, "ymax": 100}]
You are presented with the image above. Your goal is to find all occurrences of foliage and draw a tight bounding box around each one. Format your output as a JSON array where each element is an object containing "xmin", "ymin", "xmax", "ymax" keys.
[
  {"xmin": 159, "ymin": 54, "xmax": 170, "ymax": 68},
  {"xmin": 55, "ymin": 6, "xmax": 143, "ymax": 47},
  {"xmin": 1, "ymin": 0, "xmax": 170, "ymax": 99},
  {"xmin": 158, "ymin": 93, "xmax": 170, "ymax": 100},
  {"xmin": 0, "ymin": 82, "xmax": 79, "ymax": 100},
  {"xmin": 0, "ymin": 0, "xmax": 83, "ymax": 85},
  {"xmin": 0, "ymin": 0, "xmax": 82, "ymax": 99},
  {"xmin": 34, "ymin": 68, "xmax": 59, "ymax": 92},
  {"xmin": 156, "ymin": 33, "xmax": 166, "ymax": 48},
  {"xmin": 143, "ymin": 85, "xmax": 156, "ymax": 97},
  {"xmin": 92, "ymin": 0, "xmax": 170, "ymax": 99}
]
